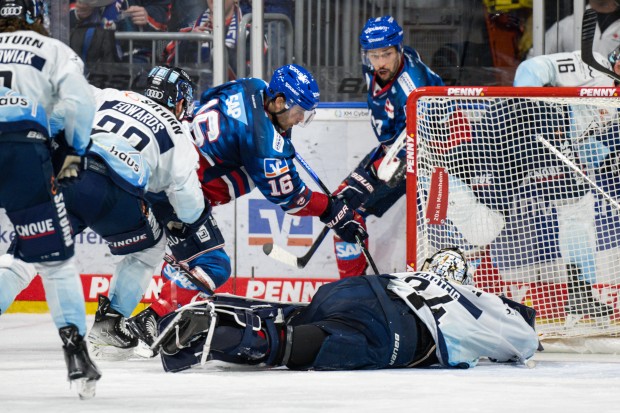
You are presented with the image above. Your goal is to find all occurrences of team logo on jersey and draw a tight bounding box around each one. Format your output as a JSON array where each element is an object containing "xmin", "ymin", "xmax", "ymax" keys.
[
  {"xmin": 335, "ymin": 241, "xmax": 363, "ymax": 260},
  {"xmin": 264, "ymin": 158, "xmax": 290, "ymax": 178},
  {"xmin": 385, "ymin": 98, "xmax": 394, "ymax": 119},
  {"xmin": 247, "ymin": 199, "xmax": 313, "ymax": 247}
]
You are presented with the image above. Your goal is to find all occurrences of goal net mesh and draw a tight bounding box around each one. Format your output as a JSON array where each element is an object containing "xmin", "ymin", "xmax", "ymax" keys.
[{"xmin": 406, "ymin": 87, "xmax": 620, "ymax": 346}]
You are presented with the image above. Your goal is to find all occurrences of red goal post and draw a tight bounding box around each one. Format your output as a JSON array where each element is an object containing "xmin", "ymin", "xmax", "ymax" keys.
[{"xmin": 405, "ymin": 86, "xmax": 620, "ymax": 349}]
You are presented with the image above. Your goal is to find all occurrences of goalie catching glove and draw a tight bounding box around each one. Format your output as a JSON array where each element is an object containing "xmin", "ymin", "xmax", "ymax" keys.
[
  {"xmin": 320, "ymin": 197, "xmax": 368, "ymax": 243},
  {"xmin": 333, "ymin": 163, "xmax": 381, "ymax": 210}
]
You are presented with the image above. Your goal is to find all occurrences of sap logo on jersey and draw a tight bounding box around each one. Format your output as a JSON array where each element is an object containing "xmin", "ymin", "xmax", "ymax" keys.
[
  {"xmin": 264, "ymin": 158, "xmax": 289, "ymax": 178},
  {"xmin": 335, "ymin": 241, "xmax": 363, "ymax": 260},
  {"xmin": 248, "ymin": 199, "xmax": 313, "ymax": 247}
]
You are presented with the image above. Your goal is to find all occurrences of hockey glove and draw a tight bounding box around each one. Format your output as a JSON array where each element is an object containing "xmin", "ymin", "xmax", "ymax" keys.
[
  {"xmin": 320, "ymin": 197, "xmax": 368, "ymax": 244},
  {"xmin": 166, "ymin": 202, "xmax": 212, "ymax": 239},
  {"xmin": 56, "ymin": 154, "xmax": 82, "ymax": 187},
  {"xmin": 333, "ymin": 164, "xmax": 381, "ymax": 210}
]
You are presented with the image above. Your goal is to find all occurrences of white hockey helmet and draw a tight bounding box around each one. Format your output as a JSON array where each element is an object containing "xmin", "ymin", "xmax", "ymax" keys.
[{"xmin": 421, "ymin": 247, "xmax": 473, "ymax": 286}]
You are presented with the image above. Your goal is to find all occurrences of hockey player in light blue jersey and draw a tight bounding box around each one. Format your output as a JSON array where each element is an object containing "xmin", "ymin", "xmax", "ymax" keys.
[
  {"xmin": 332, "ymin": 15, "xmax": 444, "ymax": 277},
  {"xmin": 151, "ymin": 248, "xmax": 540, "ymax": 372},
  {"xmin": 0, "ymin": 0, "xmax": 100, "ymax": 399},
  {"xmin": 124, "ymin": 64, "xmax": 370, "ymax": 350},
  {"xmin": 0, "ymin": 66, "xmax": 209, "ymax": 363}
]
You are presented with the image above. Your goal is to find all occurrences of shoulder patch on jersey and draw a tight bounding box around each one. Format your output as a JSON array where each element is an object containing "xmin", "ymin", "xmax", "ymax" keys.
[
  {"xmin": 398, "ymin": 72, "xmax": 416, "ymax": 95},
  {"xmin": 264, "ymin": 158, "xmax": 290, "ymax": 178},
  {"xmin": 273, "ymin": 133, "xmax": 285, "ymax": 153},
  {"xmin": 224, "ymin": 92, "xmax": 248, "ymax": 125}
]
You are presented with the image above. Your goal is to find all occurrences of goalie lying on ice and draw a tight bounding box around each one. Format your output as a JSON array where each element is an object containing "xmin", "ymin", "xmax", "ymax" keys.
[{"xmin": 153, "ymin": 248, "xmax": 541, "ymax": 372}]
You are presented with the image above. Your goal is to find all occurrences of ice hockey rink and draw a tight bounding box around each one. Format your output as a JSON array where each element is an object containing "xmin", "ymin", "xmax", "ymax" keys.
[{"xmin": 0, "ymin": 314, "xmax": 618, "ymax": 413}]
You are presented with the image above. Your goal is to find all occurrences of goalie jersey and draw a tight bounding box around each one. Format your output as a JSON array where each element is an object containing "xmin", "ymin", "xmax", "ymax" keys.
[
  {"xmin": 91, "ymin": 87, "xmax": 204, "ymax": 224},
  {"xmin": 388, "ymin": 272, "xmax": 539, "ymax": 368},
  {"xmin": 192, "ymin": 78, "xmax": 316, "ymax": 214}
]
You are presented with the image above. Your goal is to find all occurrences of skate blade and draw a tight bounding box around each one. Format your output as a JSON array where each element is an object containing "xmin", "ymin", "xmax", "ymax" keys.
[
  {"xmin": 87, "ymin": 341, "xmax": 136, "ymax": 361},
  {"xmin": 134, "ymin": 340, "xmax": 156, "ymax": 358},
  {"xmin": 74, "ymin": 378, "xmax": 97, "ymax": 400}
]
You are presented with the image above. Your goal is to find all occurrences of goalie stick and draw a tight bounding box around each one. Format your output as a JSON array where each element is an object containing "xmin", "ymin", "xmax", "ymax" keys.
[
  {"xmin": 263, "ymin": 151, "xmax": 380, "ymax": 275},
  {"xmin": 581, "ymin": 8, "xmax": 620, "ymax": 83}
]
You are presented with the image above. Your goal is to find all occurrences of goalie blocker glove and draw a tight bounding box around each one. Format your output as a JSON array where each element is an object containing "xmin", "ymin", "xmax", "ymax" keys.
[
  {"xmin": 334, "ymin": 163, "xmax": 381, "ymax": 210},
  {"xmin": 320, "ymin": 197, "xmax": 368, "ymax": 243}
]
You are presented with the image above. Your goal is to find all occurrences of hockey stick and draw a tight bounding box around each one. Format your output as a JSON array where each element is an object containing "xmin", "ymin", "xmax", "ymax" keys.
[
  {"xmin": 581, "ymin": 8, "xmax": 620, "ymax": 83},
  {"xmin": 294, "ymin": 151, "xmax": 380, "ymax": 275},
  {"xmin": 376, "ymin": 128, "xmax": 408, "ymax": 182},
  {"xmin": 535, "ymin": 134, "xmax": 620, "ymax": 212},
  {"xmin": 261, "ymin": 141, "xmax": 388, "ymax": 269},
  {"xmin": 262, "ymin": 225, "xmax": 330, "ymax": 269},
  {"xmin": 163, "ymin": 253, "xmax": 215, "ymax": 295}
]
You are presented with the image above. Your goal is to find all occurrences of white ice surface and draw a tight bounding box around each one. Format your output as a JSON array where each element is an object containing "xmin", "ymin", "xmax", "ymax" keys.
[{"xmin": 1, "ymin": 313, "xmax": 620, "ymax": 413}]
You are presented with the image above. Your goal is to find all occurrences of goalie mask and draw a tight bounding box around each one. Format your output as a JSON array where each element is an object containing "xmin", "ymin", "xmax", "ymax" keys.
[
  {"xmin": 266, "ymin": 64, "xmax": 320, "ymax": 127},
  {"xmin": 144, "ymin": 66, "xmax": 195, "ymax": 120},
  {"xmin": 421, "ymin": 248, "xmax": 473, "ymax": 286}
]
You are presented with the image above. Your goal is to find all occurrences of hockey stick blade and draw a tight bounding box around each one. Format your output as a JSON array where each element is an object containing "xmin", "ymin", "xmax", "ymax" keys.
[
  {"xmin": 581, "ymin": 8, "xmax": 620, "ymax": 83},
  {"xmin": 262, "ymin": 226, "xmax": 331, "ymax": 269},
  {"xmin": 377, "ymin": 128, "xmax": 407, "ymax": 182},
  {"xmin": 262, "ymin": 242, "xmax": 301, "ymax": 268}
]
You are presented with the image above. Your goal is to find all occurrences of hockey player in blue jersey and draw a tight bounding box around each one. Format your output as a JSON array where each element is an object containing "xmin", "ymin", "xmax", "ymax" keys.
[
  {"xmin": 331, "ymin": 16, "xmax": 444, "ymax": 277},
  {"xmin": 0, "ymin": 0, "xmax": 101, "ymax": 398},
  {"xmin": 150, "ymin": 248, "xmax": 540, "ymax": 372},
  {"xmin": 123, "ymin": 64, "xmax": 369, "ymax": 350}
]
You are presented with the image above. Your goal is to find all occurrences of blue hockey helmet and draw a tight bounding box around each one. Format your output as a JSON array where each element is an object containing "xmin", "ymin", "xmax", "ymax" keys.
[
  {"xmin": 421, "ymin": 248, "xmax": 473, "ymax": 286},
  {"xmin": 0, "ymin": 0, "xmax": 47, "ymax": 25},
  {"xmin": 266, "ymin": 64, "xmax": 320, "ymax": 127},
  {"xmin": 359, "ymin": 15, "xmax": 404, "ymax": 51},
  {"xmin": 144, "ymin": 66, "xmax": 195, "ymax": 119}
]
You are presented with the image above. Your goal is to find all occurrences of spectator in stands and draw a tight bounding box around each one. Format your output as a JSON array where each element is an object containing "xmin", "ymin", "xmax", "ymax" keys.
[
  {"xmin": 70, "ymin": 0, "xmax": 170, "ymax": 63},
  {"xmin": 535, "ymin": 0, "xmax": 620, "ymax": 56},
  {"xmin": 163, "ymin": 0, "xmax": 265, "ymax": 81},
  {"xmin": 168, "ymin": 0, "xmax": 204, "ymax": 32},
  {"xmin": 239, "ymin": 0, "xmax": 294, "ymax": 70}
]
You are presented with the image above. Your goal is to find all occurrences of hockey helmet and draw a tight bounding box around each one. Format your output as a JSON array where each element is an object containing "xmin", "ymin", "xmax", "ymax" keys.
[
  {"xmin": 608, "ymin": 44, "xmax": 620, "ymax": 67},
  {"xmin": 421, "ymin": 248, "xmax": 473, "ymax": 286},
  {"xmin": 144, "ymin": 66, "xmax": 195, "ymax": 119},
  {"xmin": 266, "ymin": 64, "xmax": 320, "ymax": 127},
  {"xmin": 0, "ymin": 0, "xmax": 47, "ymax": 25},
  {"xmin": 359, "ymin": 15, "xmax": 403, "ymax": 51}
]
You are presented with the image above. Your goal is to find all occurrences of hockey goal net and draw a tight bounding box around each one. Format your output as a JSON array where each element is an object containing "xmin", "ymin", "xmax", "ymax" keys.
[{"xmin": 406, "ymin": 86, "xmax": 620, "ymax": 350}]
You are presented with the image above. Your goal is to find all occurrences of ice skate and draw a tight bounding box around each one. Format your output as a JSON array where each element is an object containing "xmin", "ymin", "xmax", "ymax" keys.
[
  {"xmin": 59, "ymin": 325, "xmax": 102, "ymax": 400},
  {"xmin": 564, "ymin": 266, "xmax": 613, "ymax": 329},
  {"xmin": 152, "ymin": 302, "xmax": 216, "ymax": 356},
  {"xmin": 125, "ymin": 307, "xmax": 160, "ymax": 358},
  {"xmin": 87, "ymin": 295, "xmax": 137, "ymax": 360}
]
